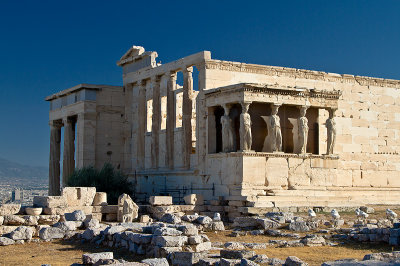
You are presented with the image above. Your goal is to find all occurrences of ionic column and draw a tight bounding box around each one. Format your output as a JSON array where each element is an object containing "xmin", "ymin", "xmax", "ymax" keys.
[
  {"xmin": 62, "ymin": 117, "xmax": 75, "ymax": 186},
  {"xmin": 196, "ymin": 63, "xmax": 207, "ymax": 174},
  {"xmin": 137, "ymin": 80, "xmax": 146, "ymax": 169},
  {"xmin": 151, "ymin": 76, "xmax": 161, "ymax": 168},
  {"xmin": 182, "ymin": 67, "xmax": 193, "ymax": 169},
  {"xmin": 240, "ymin": 102, "xmax": 252, "ymax": 151},
  {"xmin": 166, "ymin": 71, "xmax": 177, "ymax": 169},
  {"xmin": 49, "ymin": 121, "xmax": 61, "ymax": 196}
]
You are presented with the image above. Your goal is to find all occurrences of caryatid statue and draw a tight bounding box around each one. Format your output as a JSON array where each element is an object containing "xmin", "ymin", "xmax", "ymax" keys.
[
  {"xmin": 298, "ymin": 106, "xmax": 309, "ymax": 154},
  {"xmin": 221, "ymin": 104, "xmax": 235, "ymax": 152},
  {"xmin": 262, "ymin": 104, "xmax": 282, "ymax": 152},
  {"xmin": 326, "ymin": 108, "xmax": 337, "ymax": 154},
  {"xmin": 240, "ymin": 102, "xmax": 252, "ymax": 151}
]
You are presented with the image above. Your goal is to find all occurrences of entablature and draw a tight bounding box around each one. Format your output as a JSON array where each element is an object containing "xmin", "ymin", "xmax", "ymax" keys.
[{"xmin": 205, "ymin": 83, "xmax": 341, "ymax": 109}]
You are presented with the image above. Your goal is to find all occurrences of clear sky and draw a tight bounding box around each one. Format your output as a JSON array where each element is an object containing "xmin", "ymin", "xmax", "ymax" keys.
[{"xmin": 0, "ymin": 0, "xmax": 399, "ymax": 167}]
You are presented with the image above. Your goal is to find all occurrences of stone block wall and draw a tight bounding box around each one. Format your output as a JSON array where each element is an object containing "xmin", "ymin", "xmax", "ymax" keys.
[{"xmin": 202, "ymin": 60, "xmax": 400, "ymax": 191}]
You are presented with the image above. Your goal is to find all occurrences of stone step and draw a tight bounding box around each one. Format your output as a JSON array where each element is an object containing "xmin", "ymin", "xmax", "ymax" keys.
[{"xmin": 266, "ymin": 189, "xmax": 400, "ymax": 197}]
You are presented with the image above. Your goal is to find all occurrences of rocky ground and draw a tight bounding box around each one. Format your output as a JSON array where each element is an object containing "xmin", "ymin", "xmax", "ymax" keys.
[{"xmin": 0, "ymin": 207, "xmax": 400, "ymax": 265}]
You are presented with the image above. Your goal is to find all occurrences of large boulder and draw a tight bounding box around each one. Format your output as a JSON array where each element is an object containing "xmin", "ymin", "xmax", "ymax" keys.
[
  {"xmin": 53, "ymin": 221, "xmax": 78, "ymax": 231},
  {"xmin": 0, "ymin": 204, "xmax": 21, "ymax": 215},
  {"xmin": 0, "ymin": 237, "xmax": 15, "ymax": 246},
  {"xmin": 141, "ymin": 258, "xmax": 169, "ymax": 266},
  {"xmin": 82, "ymin": 252, "xmax": 113, "ymax": 264},
  {"xmin": 170, "ymin": 252, "xmax": 205, "ymax": 266},
  {"xmin": 232, "ymin": 217, "xmax": 258, "ymax": 228},
  {"xmin": 64, "ymin": 210, "xmax": 86, "ymax": 221},
  {"xmin": 39, "ymin": 227, "xmax": 65, "ymax": 240},
  {"xmin": 284, "ymin": 256, "xmax": 308, "ymax": 266},
  {"xmin": 84, "ymin": 218, "xmax": 100, "ymax": 229},
  {"xmin": 62, "ymin": 187, "xmax": 96, "ymax": 207},
  {"xmin": 117, "ymin": 194, "xmax": 139, "ymax": 223},
  {"xmin": 152, "ymin": 236, "xmax": 188, "ymax": 247},
  {"xmin": 23, "ymin": 215, "xmax": 39, "ymax": 226},
  {"xmin": 3, "ymin": 215, "xmax": 25, "ymax": 225},
  {"xmin": 149, "ymin": 196, "xmax": 173, "ymax": 206},
  {"xmin": 220, "ymin": 250, "xmax": 256, "ymax": 259},
  {"xmin": 183, "ymin": 194, "xmax": 204, "ymax": 205},
  {"xmin": 301, "ymin": 235, "xmax": 325, "ymax": 246},
  {"xmin": 9, "ymin": 226, "xmax": 34, "ymax": 240},
  {"xmin": 82, "ymin": 227, "xmax": 102, "ymax": 241},
  {"xmin": 288, "ymin": 221, "xmax": 310, "ymax": 232},
  {"xmin": 160, "ymin": 213, "xmax": 181, "ymax": 224}
]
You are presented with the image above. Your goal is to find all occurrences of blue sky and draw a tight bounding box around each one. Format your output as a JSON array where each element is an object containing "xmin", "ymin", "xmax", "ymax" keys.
[{"xmin": 0, "ymin": 0, "xmax": 399, "ymax": 167}]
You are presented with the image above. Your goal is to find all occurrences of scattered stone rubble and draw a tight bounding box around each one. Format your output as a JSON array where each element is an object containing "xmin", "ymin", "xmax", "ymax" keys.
[{"xmin": 1, "ymin": 191, "xmax": 400, "ymax": 265}]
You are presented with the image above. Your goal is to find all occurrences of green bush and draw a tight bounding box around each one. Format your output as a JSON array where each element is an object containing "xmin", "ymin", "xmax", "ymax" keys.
[{"xmin": 66, "ymin": 163, "xmax": 134, "ymax": 205}]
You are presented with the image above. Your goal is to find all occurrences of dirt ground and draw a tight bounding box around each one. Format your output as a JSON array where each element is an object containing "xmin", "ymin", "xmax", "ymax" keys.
[
  {"xmin": 0, "ymin": 208, "xmax": 399, "ymax": 266},
  {"xmin": 0, "ymin": 233, "xmax": 398, "ymax": 266},
  {"xmin": 0, "ymin": 240, "xmax": 144, "ymax": 266},
  {"xmin": 207, "ymin": 231, "xmax": 398, "ymax": 266}
]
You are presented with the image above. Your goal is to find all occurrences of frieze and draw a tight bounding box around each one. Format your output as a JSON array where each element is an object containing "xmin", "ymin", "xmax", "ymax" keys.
[
  {"xmin": 207, "ymin": 151, "xmax": 339, "ymax": 160},
  {"xmin": 206, "ymin": 83, "xmax": 342, "ymax": 100},
  {"xmin": 205, "ymin": 60, "xmax": 400, "ymax": 88}
]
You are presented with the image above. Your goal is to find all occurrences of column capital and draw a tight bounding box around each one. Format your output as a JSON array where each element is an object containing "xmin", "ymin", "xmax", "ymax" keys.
[
  {"xmin": 241, "ymin": 101, "xmax": 251, "ymax": 112},
  {"xmin": 328, "ymin": 107, "xmax": 337, "ymax": 118},
  {"xmin": 183, "ymin": 66, "xmax": 193, "ymax": 74},
  {"xmin": 49, "ymin": 120, "xmax": 62, "ymax": 128},
  {"xmin": 222, "ymin": 103, "xmax": 231, "ymax": 115},
  {"xmin": 139, "ymin": 79, "xmax": 147, "ymax": 86},
  {"xmin": 151, "ymin": 75, "xmax": 161, "ymax": 83},
  {"xmin": 169, "ymin": 71, "xmax": 177, "ymax": 80}
]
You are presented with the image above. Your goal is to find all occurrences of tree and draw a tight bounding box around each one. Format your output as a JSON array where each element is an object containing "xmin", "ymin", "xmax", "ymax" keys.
[{"xmin": 66, "ymin": 163, "xmax": 134, "ymax": 205}]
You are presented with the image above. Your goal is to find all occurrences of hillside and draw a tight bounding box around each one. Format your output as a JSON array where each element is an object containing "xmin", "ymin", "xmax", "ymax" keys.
[{"xmin": 0, "ymin": 157, "xmax": 48, "ymax": 180}]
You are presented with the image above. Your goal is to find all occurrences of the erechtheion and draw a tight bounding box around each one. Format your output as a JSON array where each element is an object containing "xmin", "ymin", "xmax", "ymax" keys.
[{"xmin": 46, "ymin": 45, "xmax": 400, "ymax": 211}]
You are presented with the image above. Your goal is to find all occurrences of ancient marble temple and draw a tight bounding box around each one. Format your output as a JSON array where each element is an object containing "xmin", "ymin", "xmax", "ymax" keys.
[{"xmin": 46, "ymin": 45, "xmax": 400, "ymax": 209}]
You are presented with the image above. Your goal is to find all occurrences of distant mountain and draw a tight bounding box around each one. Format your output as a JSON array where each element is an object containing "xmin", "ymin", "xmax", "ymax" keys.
[{"xmin": 0, "ymin": 157, "xmax": 48, "ymax": 179}]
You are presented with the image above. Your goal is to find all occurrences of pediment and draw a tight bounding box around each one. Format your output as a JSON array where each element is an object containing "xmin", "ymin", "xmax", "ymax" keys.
[{"xmin": 119, "ymin": 46, "xmax": 145, "ymax": 62}]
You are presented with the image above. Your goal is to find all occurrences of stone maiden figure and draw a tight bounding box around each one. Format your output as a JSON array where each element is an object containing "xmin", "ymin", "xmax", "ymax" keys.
[
  {"xmin": 221, "ymin": 105, "xmax": 235, "ymax": 152},
  {"xmin": 240, "ymin": 102, "xmax": 252, "ymax": 151},
  {"xmin": 326, "ymin": 108, "xmax": 337, "ymax": 155},
  {"xmin": 262, "ymin": 104, "xmax": 282, "ymax": 152},
  {"xmin": 298, "ymin": 106, "xmax": 309, "ymax": 154}
]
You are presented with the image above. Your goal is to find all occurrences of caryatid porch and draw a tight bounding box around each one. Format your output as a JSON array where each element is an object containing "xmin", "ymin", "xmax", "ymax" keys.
[{"xmin": 204, "ymin": 83, "xmax": 341, "ymax": 197}]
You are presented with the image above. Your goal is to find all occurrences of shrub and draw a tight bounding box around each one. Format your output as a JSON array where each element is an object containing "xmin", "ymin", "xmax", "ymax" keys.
[{"xmin": 66, "ymin": 163, "xmax": 134, "ymax": 204}]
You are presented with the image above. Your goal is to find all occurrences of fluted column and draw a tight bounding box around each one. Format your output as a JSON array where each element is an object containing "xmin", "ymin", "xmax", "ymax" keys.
[
  {"xmin": 151, "ymin": 76, "xmax": 161, "ymax": 168},
  {"xmin": 166, "ymin": 71, "xmax": 177, "ymax": 169},
  {"xmin": 182, "ymin": 67, "xmax": 193, "ymax": 169},
  {"xmin": 137, "ymin": 80, "xmax": 146, "ymax": 169},
  {"xmin": 49, "ymin": 121, "xmax": 61, "ymax": 196},
  {"xmin": 62, "ymin": 117, "xmax": 75, "ymax": 186}
]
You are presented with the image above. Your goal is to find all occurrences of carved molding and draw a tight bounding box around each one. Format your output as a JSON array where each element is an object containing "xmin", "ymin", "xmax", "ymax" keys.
[
  {"xmin": 208, "ymin": 151, "xmax": 339, "ymax": 160},
  {"xmin": 204, "ymin": 60, "xmax": 400, "ymax": 88}
]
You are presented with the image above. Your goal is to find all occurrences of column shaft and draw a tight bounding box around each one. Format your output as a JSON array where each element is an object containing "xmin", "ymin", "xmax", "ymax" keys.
[
  {"xmin": 137, "ymin": 81, "xmax": 146, "ymax": 169},
  {"xmin": 166, "ymin": 72, "xmax": 176, "ymax": 169},
  {"xmin": 62, "ymin": 117, "xmax": 75, "ymax": 186},
  {"xmin": 182, "ymin": 67, "xmax": 193, "ymax": 169},
  {"xmin": 196, "ymin": 64, "xmax": 207, "ymax": 174},
  {"xmin": 151, "ymin": 76, "xmax": 161, "ymax": 168},
  {"xmin": 49, "ymin": 122, "xmax": 61, "ymax": 196}
]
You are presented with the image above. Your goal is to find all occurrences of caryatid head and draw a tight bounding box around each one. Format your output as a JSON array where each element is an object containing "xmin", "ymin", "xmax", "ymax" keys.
[
  {"xmin": 241, "ymin": 102, "xmax": 251, "ymax": 113},
  {"xmin": 271, "ymin": 104, "xmax": 281, "ymax": 115},
  {"xmin": 299, "ymin": 106, "xmax": 308, "ymax": 117},
  {"xmin": 328, "ymin": 108, "xmax": 337, "ymax": 119}
]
